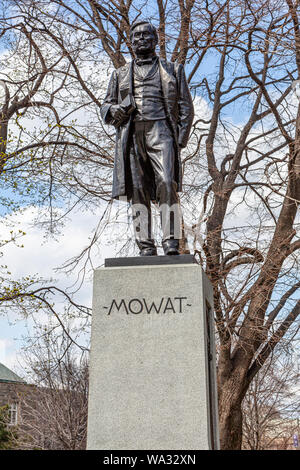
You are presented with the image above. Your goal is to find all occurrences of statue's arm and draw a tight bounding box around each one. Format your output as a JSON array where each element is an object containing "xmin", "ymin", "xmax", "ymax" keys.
[
  {"xmin": 100, "ymin": 70, "xmax": 119, "ymax": 125},
  {"xmin": 176, "ymin": 64, "xmax": 194, "ymax": 149}
]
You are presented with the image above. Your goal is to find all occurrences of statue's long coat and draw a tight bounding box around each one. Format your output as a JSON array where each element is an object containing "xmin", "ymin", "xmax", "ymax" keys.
[{"xmin": 101, "ymin": 59, "xmax": 194, "ymax": 201}]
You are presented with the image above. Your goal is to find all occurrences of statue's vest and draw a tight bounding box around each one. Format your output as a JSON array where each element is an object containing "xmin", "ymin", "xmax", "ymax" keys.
[{"xmin": 133, "ymin": 61, "xmax": 166, "ymax": 121}]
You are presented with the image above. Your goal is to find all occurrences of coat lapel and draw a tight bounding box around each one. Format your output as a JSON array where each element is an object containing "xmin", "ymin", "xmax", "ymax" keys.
[
  {"xmin": 159, "ymin": 59, "xmax": 177, "ymax": 104},
  {"xmin": 118, "ymin": 61, "xmax": 134, "ymax": 99},
  {"xmin": 159, "ymin": 59, "xmax": 178, "ymax": 143}
]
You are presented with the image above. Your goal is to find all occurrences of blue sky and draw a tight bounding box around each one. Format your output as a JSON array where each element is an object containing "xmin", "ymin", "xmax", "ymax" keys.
[
  {"xmin": 0, "ymin": 0, "xmax": 299, "ymax": 377},
  {"xmin": 0, "ymin": 203, "xmax": 114, "ymax": 373}
]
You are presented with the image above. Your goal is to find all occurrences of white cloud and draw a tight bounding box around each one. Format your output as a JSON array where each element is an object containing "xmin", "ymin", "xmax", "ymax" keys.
[
  {"xmin": 0, "ymin": 203, "xmax": 121, "ymax": 363},
  {"xmin": 0, "ymin": 338, "xmax": 19, "ymax": 370},
  {"xmin": 0, "ymin": 205, "xmax": 113, "ymax": 287}
]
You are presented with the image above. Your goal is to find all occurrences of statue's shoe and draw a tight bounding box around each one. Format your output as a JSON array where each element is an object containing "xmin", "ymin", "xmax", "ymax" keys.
[
  {"xmin": 164, "ymin": 247, "xmax": 179, "ymax": 256},
  {"xmin": 140, "ymin": 247, "xmax": 157, "ymax": 256},
  {"xmin": 162, "ymin": 239, "xmax": 179, "ymax": 256}
]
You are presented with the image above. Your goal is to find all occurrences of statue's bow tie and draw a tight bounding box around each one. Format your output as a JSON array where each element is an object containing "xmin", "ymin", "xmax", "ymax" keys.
[{"xmin": 135, "ymin": 57, "xmax": 157, "ymax": 66}]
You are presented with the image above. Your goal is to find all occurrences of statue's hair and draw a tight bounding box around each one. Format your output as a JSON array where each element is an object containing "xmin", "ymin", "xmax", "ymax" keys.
[{"xmin": 129, "ymin": 20, "xmax": 158, "ymax": 42}]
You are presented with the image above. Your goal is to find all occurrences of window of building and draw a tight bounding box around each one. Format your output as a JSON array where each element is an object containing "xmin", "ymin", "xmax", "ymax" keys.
[{"xmin": 8, "ymin": 403, "xmax": 18, "ymax": 426}]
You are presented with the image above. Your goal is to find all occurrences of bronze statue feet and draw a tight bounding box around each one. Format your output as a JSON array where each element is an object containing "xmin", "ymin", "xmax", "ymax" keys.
[
  {"xmin": 140, "ymin": 247, "xmax": 158, "ymax": 256},
  {"xmin": 162, "ymin": 239, "xmax": 179, "ymax": 256}
]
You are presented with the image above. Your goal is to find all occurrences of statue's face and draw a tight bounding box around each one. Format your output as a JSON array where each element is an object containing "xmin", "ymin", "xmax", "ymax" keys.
[{"xmin": 131, "ymin": 24, "xmax": 157, "ymax": 56}]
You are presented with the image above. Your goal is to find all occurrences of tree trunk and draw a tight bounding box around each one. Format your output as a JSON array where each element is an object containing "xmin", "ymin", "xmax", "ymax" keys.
[{"xmin": 218, "ymin": 372, "xmax": 246, "ymax": 449}]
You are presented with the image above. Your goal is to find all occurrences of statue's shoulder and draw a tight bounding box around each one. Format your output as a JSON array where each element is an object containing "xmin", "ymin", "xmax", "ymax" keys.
[
  {"xmin": 116, "ymin": 62, "xmax": 132, "ymax": 77},
  {"xmin": 159, "ymin": 58, "xmax": 182, "ymax": 76}
]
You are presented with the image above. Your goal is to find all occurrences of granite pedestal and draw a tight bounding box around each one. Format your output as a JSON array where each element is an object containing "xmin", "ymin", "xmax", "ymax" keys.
[{"xmin": 87, "ymin": 257, "xmax": 219, "ymax": 450}]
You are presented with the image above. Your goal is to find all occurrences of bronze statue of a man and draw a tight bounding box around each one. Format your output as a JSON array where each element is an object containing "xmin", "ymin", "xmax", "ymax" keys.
[{"xmin": 101, "ymin": 20, "xmax": 194, "ymax": 256}]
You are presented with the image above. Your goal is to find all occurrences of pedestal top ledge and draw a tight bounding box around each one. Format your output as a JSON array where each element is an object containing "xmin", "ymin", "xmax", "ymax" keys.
[{"xmin": 105, "ymin": 254, "xmax": 196, "ymax": 267}]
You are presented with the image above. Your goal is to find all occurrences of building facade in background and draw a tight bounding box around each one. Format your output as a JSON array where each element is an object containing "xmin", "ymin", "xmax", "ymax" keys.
[
  {"xmin": 0, "ymin": 363, "xmax": 27, "ymax": 427},
  {"xmin": 0, "ymin": 362, "xmax": 87, "ymax": 449}
]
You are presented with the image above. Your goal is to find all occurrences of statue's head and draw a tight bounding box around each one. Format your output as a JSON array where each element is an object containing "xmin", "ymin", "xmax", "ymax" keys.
[{"xmin": 130, "ymin": 21, "xmax": 158, "ymax": 56}]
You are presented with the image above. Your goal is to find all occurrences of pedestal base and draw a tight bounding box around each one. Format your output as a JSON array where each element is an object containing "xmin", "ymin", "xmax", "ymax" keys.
[{"xmin": 87, "ymin": 261, "xmax": 219, "ymax": 450}]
